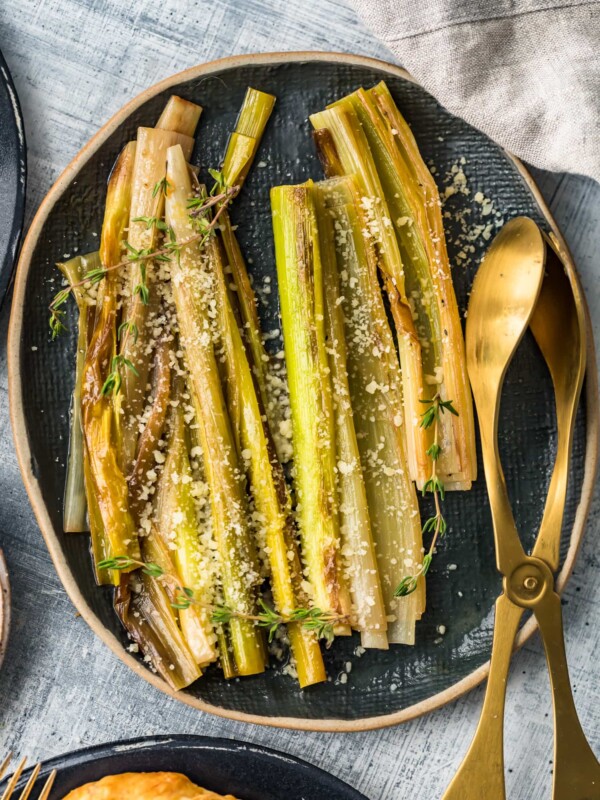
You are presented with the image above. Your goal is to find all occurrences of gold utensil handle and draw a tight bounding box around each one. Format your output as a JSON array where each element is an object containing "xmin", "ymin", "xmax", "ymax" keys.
[
  {"xmin": 533, "ymin": 589, "xmax": 600, "ymax": 800},
  {"xmin": 442, "ymin": 595, "xmax": 524, "ymax": 800},
  {"xmin": 478, "ymin": 418, "xmax": 527, "ymax": 577}
]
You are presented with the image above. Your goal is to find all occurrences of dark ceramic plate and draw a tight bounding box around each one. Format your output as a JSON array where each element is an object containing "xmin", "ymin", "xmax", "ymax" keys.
[
  {"xmin": 4, "ymin": 735, "xmax": 367, "ymax": 799},
  {"xmin": 8, "ymin": 53, "xmax": 598, "ymax": 731},
  {"xmin": 0, "ymin": 48, "xmax": 26, "ymax": 305}
]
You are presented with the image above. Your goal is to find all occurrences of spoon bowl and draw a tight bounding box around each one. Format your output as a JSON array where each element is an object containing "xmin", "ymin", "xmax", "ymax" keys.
[{"xmin": 466, "ymin": 216, "xmax": 546, "ymax": 415}]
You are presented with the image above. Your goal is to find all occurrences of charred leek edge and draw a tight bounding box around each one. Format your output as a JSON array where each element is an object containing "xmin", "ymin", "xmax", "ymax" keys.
[
  {"xmin": 310, "ymin": 104, "xmax": 430, "ymax": 487},
  {"xmin": 81, "ymin": 141, "xmax": 140, "ymax": 569},
  {"xmin": 155, "ymin": 408, "xmax": 217, "ymax": 666},
  {"xmin": 271, "ymin": 180, "xmax": 352, "ymax": 632},
  {"xmin": 58, "ymin": 251, "xmax": 101, "ymax": 532},
  {"xmin": 221, "ymin": 87, "xmax": 275, "ymax": 190},
  {"xmin": 320, "ymin": 176, "xmax": 425, "ymax": 640},
  {"xmin": 210, "ymin": 233, "xmax": 326, "ymax": 687},
  {"xmin": 115, "ymin": 570, "xmax": 202, "ymax": 691},
  {"xmin": 127, "ymin": 337, "xmax": 172, "ymax": 519},
  {"xmin": 367, "ymin": 81, "xmax": 476, "ymax": 488},
  {"xmin": 118, "ymin": 98, "xmax": 201, "ymax": 473},
  {"xmin": 166, "ymin": 144, "xmax": 264, "ymax": 677},
  {"xmin": 314, "ymin": 185, "xmax": 389, "ymax": 650}
]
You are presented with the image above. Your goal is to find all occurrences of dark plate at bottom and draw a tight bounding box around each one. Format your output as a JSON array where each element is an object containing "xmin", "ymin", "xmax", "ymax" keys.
[{"xmin": 6, "ymin": 735, "xmax": 367, "ymax": 800}]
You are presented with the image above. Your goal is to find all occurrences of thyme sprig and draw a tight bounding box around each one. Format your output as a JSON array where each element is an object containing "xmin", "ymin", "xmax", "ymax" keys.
[
  {"xmin": 48, "ymin": 181, "xmax": 238, "ymax": 347},
  {"xmin": 98, "ymin": 556, "xmax": 347, "ymax": 646},
  {"xmin": 395, "ymin": 393, "xmax": 458, "ymax": 597},
  {"xmin": 100, "ymin": 174, "xmax": 238, "ymax": 394}
]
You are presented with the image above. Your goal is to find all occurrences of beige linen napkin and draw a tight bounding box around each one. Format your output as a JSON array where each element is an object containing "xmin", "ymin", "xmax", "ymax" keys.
[{"xmin": 350, "ymin": 0, "xmax": 600, "ymax": 182}]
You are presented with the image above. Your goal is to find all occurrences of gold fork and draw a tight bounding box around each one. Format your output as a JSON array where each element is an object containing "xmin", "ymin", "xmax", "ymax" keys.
[{"xmin": 0, "ymin": 754, "xmax": 56, "ymax": 800}]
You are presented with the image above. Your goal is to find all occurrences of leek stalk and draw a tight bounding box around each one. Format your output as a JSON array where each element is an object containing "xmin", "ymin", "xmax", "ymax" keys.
[
  {"xmin": 115, "ymin": 571, "xmax": 202, "ymax": 690},
  {"xmin": 318, "ymin": 176, "xmax": 425, "ymax": 641},
  {"xmin": 310, "ymin": 104, "xmax": 431, "ymax": 487},
  {"xmin": 315, "ymin": 185, "xmax": 389, "ymax": 649},
  {"xmin": 81, "ymin": 141, "xmax": 140, "ymax": 568},
  {"xmin": 58, "ymin": 251, "xmax": 100, "ymax": 532},
  {"xmin": 128, "ymin": 337, "xmax": 172, "ymax": 518},
  {"xmin": 222, "ymin": 87, "xmax": 275, "ymax": 190},
  {"xmin": 210, "ymin": 232, "xmax": 326, "ymax": 686},
  {"xmin": 118, "ymin": 98, "xmax": 201, "ymax": 472},
  {"xmin": 165, "ymin": 143, "xmax": 265, "ymax": 677},
  {"xmin": 156, "ymin": 95, "xmax": 203, "ymax": 137},
  {"xmin": 155, "ymin": 408, "xmax": 217, "ymax": 667},
  {"xmin": 366, "ymin": 82, "xmax": 476, "ymax": 488},
  {"xmin": 271, "ymin": 180, "xmax": 351, "ymax": 630}
]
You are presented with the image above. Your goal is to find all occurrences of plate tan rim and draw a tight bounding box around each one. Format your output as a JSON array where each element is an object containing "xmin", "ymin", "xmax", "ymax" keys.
[{"xmin": 7, "ymin": 50, "xmax": 599, "ymax": 732}]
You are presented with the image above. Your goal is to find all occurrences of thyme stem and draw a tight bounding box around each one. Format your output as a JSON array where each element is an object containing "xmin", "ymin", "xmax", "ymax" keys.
[
  {"xmin": 98, "ymin": 556, "xmax": 349, "ymax": 646},
  {"xmin": 48, "ymin": 186, "xmax": 239, "ymax": 340},
  {"xmin": 395, "ymin": 392, "xmax": 457, "ymax": 597}
]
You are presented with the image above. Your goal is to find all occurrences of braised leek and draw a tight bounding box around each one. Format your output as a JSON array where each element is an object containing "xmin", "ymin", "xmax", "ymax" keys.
[
  {"xmin": 155, "ymin": 407, "xmax": 217, "ymax": 667},
  {"xmin": 165, "ymin": 143, "xmax": 264, "ymax": 677},
  {"xmin": 81, "ymin": 141, "xmax": 140, "ymax": 568},
  {"xmin": 318, "ymin": 176, "xmax": 425, "ymax": 641},
  {"xmin": 222, "ymin": 87, "xmax": 275, "ymax": 190},
  {"xmin": 310, "ymin": 103, "xmax": 430, "ymax": 486},
  {"xmin": 314, "ymin": 185, "xmax": 389, "ymax": 649},
  {"xmin": 366, "ymin": 82, "xmax": 476, "ymax": 488},
  {"xmin": 271, "ymin": 180, "xmax": 351, "ymax": 630},
  {"xmin": 58, "ymin": 251, "xmax": 100, "ymax": 532},
  {"xmin": 118, "ymin": 98, "xmax": 201, "ymax": 471}
]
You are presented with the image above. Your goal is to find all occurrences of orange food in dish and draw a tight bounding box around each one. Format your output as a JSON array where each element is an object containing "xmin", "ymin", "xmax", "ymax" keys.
[{"xmin": 61, "ymin": 772, "xmax": 239, "ymax": 800}]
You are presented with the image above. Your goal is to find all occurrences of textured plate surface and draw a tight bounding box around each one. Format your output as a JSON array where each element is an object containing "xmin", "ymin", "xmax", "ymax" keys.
[
  {"xmin": 4, "ymin": 735, "xmax": 366, "ymax": 800},
  {"xmin": 0, "ymin": 48, "xmax": 26, "ymax": 304},
  {"xmin": 8, "ymin": 53, "xmax": 598, "ymax": 730}
]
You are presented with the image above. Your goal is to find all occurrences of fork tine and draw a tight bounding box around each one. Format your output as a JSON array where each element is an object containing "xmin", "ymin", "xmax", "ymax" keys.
[
  {"xmin": 36, "ymin": 771, "xmax": 56, "ymax": 800},
  {"xmin": 1, "ymin": 758, "xmax": 27, "ymax": 800},
  {"xmin": 17, "ymin": 764, "xmax": 41, "ymax": 800},
  {"xmin": 0, "ymin": 755, "xmax": 12, "ymax": 783}
]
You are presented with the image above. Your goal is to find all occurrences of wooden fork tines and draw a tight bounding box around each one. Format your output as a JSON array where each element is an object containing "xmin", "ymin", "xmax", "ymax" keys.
[{"xmin": 0, "ymin": 755, "xmax": 56, "ymax": 800}]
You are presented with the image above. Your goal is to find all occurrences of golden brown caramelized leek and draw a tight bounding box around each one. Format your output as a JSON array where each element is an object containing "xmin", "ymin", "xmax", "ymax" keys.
[
  {"xmin": 115, "ymin": 572, "xmax": 202, "ymax": 690},
  {"xmin": 118, "ymin": 99, "xmax": 201, "ymax": 473},
  {"xmin": 81, "ymin": 141, "xmax": 140, "ymax": 569}
]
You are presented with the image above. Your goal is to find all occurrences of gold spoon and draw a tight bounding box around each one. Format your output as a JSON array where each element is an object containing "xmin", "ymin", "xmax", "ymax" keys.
[
  {"xmin": 443, "ymin": 216, "xmax": 546, "ymax": 800},
  {"xmin": 444, "ymin": 219, "xmax": 599, "ymax": 798}
]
